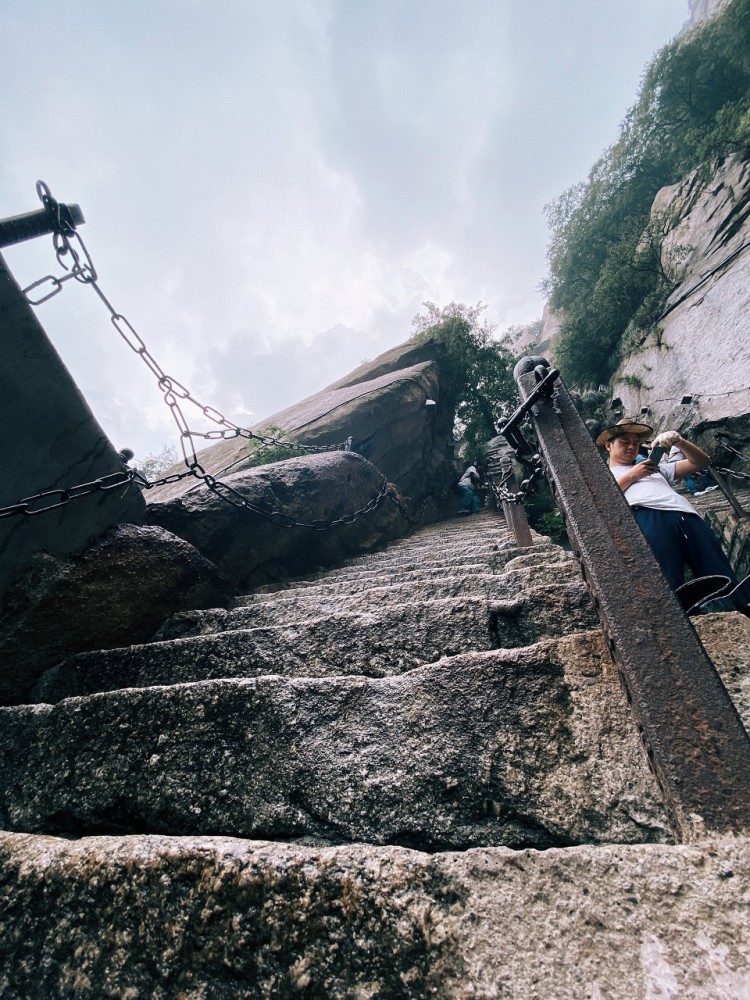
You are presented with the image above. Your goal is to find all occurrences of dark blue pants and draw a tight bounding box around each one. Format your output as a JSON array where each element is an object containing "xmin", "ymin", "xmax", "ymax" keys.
[
  {"xmin": 632, "ymin": 507, "xmax": 737, "ymax": 591},
  {"xmin": 459, "ymin": 484, "xmax": 481, "ymax": 514}
]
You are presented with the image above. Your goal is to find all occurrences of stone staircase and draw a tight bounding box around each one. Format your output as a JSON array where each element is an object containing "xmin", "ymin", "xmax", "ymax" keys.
[{"xmin": 2, "ymin": 507, "xmax": 750, "ymax": 998}]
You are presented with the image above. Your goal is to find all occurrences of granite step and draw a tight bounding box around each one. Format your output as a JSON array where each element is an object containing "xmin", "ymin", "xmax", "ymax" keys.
[
  {"xmin": 269, "ymin": 536, "xmax": 559, "ymax": 587},
  {"xmin": 2, "ymin": 635, "xmax": 674, "ymax": 851},
  {"xmin": 161, "ymin": 555, "xmax": 584, "ymax": 639},
  {"xmin": 33, "ymin": 575, "xmax": 598, "ymax": 704},
  {"xmin": 2, "ymin": 830, "xmax": 747, "ymax": 1000},
  {"xmin": 33, "ymin": 595, "xmax": 499, "ymax": 702},
  {"xmin": 229, "ymin": 573, "xmax": 515, "ymax": 617}
]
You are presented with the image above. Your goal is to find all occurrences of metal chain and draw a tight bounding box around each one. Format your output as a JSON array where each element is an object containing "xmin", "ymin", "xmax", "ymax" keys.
[
  {"xmin": 716, "ymin": 440, "xmax": 750, "ymax": 465},
  {"xmin": 486, "ymin": 456, "xmax": 545, "ymax": 506},
  {"xmin": 22, "ymin": 183, "xmax": 351, "ymax": 462},
  {"xmin": 7, "ymin": 181, "xmax": 388, "ymax": 530},
  {"xmin": 192, "ymin": 472, "xmax": 395, "ymax": 529},
  {"xmin": 0, "ymin": 470, "xmax": 136, "ymax": 520},
  {"xmin": 714, "ymin": 466, "xmax": 750, "ymax": 482},
  {"xmin": 0, "ymin": 462, "xmax": 399, "ymax": 531}
]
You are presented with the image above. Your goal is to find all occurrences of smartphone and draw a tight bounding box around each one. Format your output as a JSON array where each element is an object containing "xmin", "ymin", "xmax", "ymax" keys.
[{"xmin": 647, "ymin": 445, "xmax": 666, "ymax": 464}]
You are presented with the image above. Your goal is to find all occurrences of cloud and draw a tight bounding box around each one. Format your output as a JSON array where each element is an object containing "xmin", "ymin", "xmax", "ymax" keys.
[{"xmin": 0, "ymin": 0, "xmax": 689, "ymax": 463}]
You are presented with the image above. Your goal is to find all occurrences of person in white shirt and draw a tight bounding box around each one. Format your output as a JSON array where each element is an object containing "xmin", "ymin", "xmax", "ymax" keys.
[
  {"xmin": 596, "ymin": 418, "xmax": 737, "ymax": 591},
  {"xmin": 457, "ymin": 462, "xmax": 481, "ymax": 515}
]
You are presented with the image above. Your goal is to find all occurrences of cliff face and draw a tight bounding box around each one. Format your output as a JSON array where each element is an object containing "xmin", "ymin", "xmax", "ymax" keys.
[
  {"xmin": 688, "ymin": 0, "xmax": 734, "ymax": 26},
  {"xmin": 146, "ymin": 337, "xmax": 455, "ymax": 508},
  {"xmin": 611, "ymin": 154, "xmax": 750, "ymax": 445},
  {"xmin": 533, "ymin": 152, "xmax": 750, "ymax": 452}
]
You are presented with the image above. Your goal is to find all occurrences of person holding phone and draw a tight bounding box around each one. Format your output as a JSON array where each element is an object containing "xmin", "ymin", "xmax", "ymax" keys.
[{"xmin": 596, "ymin": 418, "xmax": 737, "ymax": 590}]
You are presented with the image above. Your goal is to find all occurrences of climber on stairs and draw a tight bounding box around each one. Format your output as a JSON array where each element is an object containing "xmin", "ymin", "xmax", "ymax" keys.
[
  {"xmin": 597, "ymin": 418, "xmax": 739, "ymax": 594},
  {"xmin": 457, "ymin": 460, "xmax": 482, "ymax": 515}
]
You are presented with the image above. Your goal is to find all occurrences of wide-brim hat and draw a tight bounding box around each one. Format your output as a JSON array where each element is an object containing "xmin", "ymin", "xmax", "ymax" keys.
[{"xmin": 595, "ymin": 418, "xmax": 653, "ymax": 447}]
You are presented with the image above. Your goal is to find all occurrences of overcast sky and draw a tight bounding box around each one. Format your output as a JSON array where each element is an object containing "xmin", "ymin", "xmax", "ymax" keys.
[{"xmin": 1, "ymin": 0, "xmax": 689, "ymax": 461}]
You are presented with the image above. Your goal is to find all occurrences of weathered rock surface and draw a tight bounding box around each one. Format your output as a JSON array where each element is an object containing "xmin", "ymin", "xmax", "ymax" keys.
[
  {"xmin": 3, "ymin": 502, "xmax": 750, "ymax": 997},
  {"xmin": 32, "ymin": 596, "xmax": 500, "ymax": 702},
  {"xmin": 31, "ymin": 518, "xmax": 595, "ymax": 702},
  {"xmin": 2, "ymin": 831, "xmax": 749, "ymax": 1000},
  {"xmin": 706, "ymin": 503, "xmax": 750, "ymax": 581},
  {"xmin": 0, "ymin": 252, "xmax": 144, "ymax": 602},
  {"xmin": 688, "ymin": 0, "xmax": 733, "ymax": 27},
  {"xmin": 0, "ymin": 523, "xmax": 230, "ymax": 706},
  {"xmin": 0, "ymin": 633, "xmax": 672, "ymax": 849},
  {"xmin": 146, "ymin": 450, "xmax": 410, "ymax": 590},
  {"xmin": 145, "ymin": 338, "xmax": 455, "ymax": 508},
  {"xmin": 611, "ymin": 155, "xmax": 750, "ymax": 443}
]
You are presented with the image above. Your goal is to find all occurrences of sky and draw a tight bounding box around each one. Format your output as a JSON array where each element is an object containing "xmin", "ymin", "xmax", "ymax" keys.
[{"xmin": 1, "ymin": 0, "xmax": 690, "ymax": 462}]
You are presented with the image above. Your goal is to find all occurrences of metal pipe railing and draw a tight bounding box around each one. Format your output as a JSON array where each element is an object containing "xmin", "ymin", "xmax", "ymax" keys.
[{"xmin": 508, "ymin": 355, "xmax": 750, "ymax": 841}]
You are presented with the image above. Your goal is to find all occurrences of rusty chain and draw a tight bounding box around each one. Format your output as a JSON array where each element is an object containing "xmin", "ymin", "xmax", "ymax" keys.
[
  {"xmin": 0, "ymin": 463, "xmax": 402, "ymax": 529},
  {"xmin": 716, "ymin": 440, "xmax": 750, "ymax": 466},
  {"xmin": 4, "ymin": 182, "xmax": 395, "ymax": 530},
  {"xmin": 714, "ymin": 466, "xmax": 750, "ymax": 482},
  {"xmin": 486, "ymin": 456, "xmax": 545, "ymax": 507}
]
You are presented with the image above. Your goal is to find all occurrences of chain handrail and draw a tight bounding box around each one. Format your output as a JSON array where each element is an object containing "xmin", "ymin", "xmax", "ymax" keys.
[
  {"xmin": 1, "ymin": 456, "xmax": 404, "ymax": 530},
  {"xmin": 3, "ymin": 181, "xmax": 399, "ymax": 531},
  {"xmin": 0, "ymin": 470, "xmax": 138, "ymax": 520},
  {"xmin": 716, "ymin": 440, "xmax": 750, "ymax": 466},
  {"xmin": 486, "ymin": 457, "xmax": 546, "ymax": 506},
  {"xmin": 714, "ymin": 466, "xmax": 750, "ymax": 482},
  {"xmin": 23, "ymin": 183, "xmax": 352, "ymax": 466}
]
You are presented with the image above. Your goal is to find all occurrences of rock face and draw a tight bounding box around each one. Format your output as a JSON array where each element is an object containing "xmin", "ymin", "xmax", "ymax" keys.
[
  {"xmin": 0, "ymin": 252, "xmax": 144, "ymax": 603},
  {"xmin": 611, "ymin": 155, "xmax": 750, "ymax": 448},
  {"xmin": 2, "ymin": 502, "xmax": 750, "ymax": 997},
  {"xmin": 145, "ymin": 338, "xmax": 454, "ymax": 509},
  {"xmin": 0, "ymin": 524, "xmax": 230, "ymax": 706},
  {"xmin": 146, "ymin": 450, "xmax": 410, "ymax": 590},
  {"xmin": 2, "ymin": 832, "xmax": 749, "ymax": 1000},
  {"xmin": 688, "ymin": 0, "xmax": 734, "ymax": 27}
]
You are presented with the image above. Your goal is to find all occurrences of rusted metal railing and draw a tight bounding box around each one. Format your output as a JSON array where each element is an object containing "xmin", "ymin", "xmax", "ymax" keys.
[
  {"xmin": 509, "ymin": 356, "xmax": 750, "ymax": 841},
  {"xmin": 483, "ymin": 447, "xmax": 533, "ymax": 547}
]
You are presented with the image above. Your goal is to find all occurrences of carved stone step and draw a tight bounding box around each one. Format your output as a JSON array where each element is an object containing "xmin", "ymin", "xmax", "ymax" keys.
[
  {"xmin": 34, "ymin": 579, "xmax": 599, "ymax": 703},
  {"xmin": 2, "ymin": 635, "xmax": 672, "ymax": 850},
  {"xmin": 34, "ymin": 596, "xmax": 498, "ymax": 702},
  {"xmin": 160, "ymin": 560, "xmax": 585, "ymax": 639},
  {"xmin": 266, "ymin": 538, "xmax": 562, "ymax": 589},
  {"xmin": 2, "ymin": 830, "xmax": 748, "ymax": 1000},
  {"xmin": 256, "ymin": 536, "xmax": 557, "ymax": 589},
  {"xmin": 230, "ymin": 573, "xmax": 518, "ymax": 616}
]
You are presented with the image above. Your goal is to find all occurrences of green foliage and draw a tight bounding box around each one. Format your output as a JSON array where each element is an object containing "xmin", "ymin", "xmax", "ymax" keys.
[
  {"xmin": 619, "ymin": 374, "xmax": 649, "ymax": 391},
  {"xmin": 137, "ymin": 442, "xmax": 180, "ymax": 480},
  {"xmin": 532, "ymin": 509, "xmax": 568, "ymax": 547},
  {"xmin": 410, "ymin": 301, "xmax": 517, "ymax": 458},
  {"xmin": 245, "ymin": 425, "xmax": 307, "ymax": 467},
  {"xmin": 545, "ymin": 0, "xmax": 750, "ymax": 388}
]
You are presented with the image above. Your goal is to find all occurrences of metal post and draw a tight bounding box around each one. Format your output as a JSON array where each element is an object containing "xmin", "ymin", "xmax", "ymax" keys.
[
  {"xmin": 514, "ymin": 356, "xmax": 750, "ymax": 840},
  {"xmin": 499, "ymin": 460, "xmax": 533, "ymax": 548},
  {"xmin": 0, "ymin": 205, "xmax": 85, "ymax": 249},
  {"xmin": 483, "ymin": 446, "xmax": 533, "ymax": 547}
]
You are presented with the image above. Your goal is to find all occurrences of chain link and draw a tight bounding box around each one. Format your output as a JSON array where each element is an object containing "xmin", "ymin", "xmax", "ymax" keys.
[
  {"xmin": 714, "ymin": 466, "xmax": 750, "ymax": 482},
  {"xmin": 486, "ymin": 456, "xmax": 545, "ymax": 507},
  {"xmin": 0, "ymin": 470, "xmax": 136, "ymax": 520},
  {"xmin": 6, "ymin": 182, "xmax": 394, "ymax": 531},
  {"xmin": 23, "ymin": 182, "xmax": 352, "ymax": 460},
  {"xmin": 716, "ymin": 440, "xmax": 750, "ymax": 465}
]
